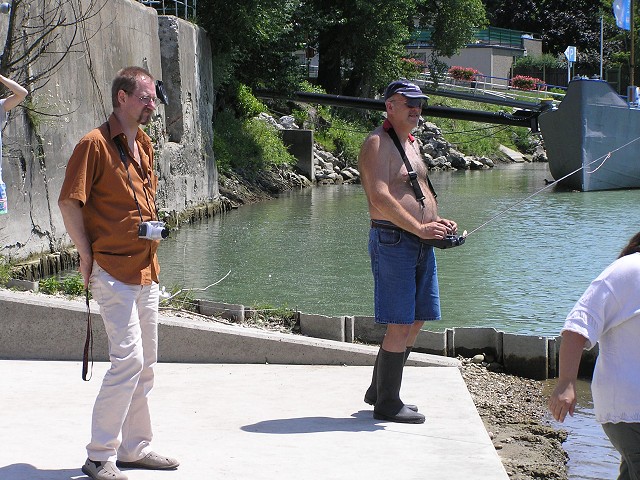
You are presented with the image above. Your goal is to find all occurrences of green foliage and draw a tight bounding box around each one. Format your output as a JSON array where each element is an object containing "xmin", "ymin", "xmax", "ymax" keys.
[
  {"xmin": 419, "ymin": 0, "xmax": 488, "ymax": 58},
  {"xmin": 39, "ymin": 276, "xmax": 60, "ymax": 295},
  {"xmin": 427, "ymin": 94, "xmax": 532, "ymax": 157},
  {"xmin": 62, "ymin": 274, "xmax": 85, "ymax": 297},
  {"xmin": 213, "ymin": 110, "xmax": 295, "ymax": 178},
  {"xmin": 235, "ymin": 84, "xmax": 268, "ymax": 119},
  {"xmin": 38, "ymin": 274, "xmax": 85, "ymax": 296},
  {"xmin": 0, "ymin": 258, "xmax": 10, "ymax": 286},
  {"xmin": 160, "ymin": 285, "xmax": 198, "ymax": 312},
  {"xmin": 512, "ymin": 53, "xmax": 563, "ymax": 70},
  {"xmin": 248, "ymin": 303, "xmax": 299, "ymax": 333}
]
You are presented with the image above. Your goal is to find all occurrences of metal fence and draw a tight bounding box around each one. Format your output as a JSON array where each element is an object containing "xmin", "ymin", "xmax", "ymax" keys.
[{"xmin": 136, "ymin": 0, "xmax": 196, "ymax": 20}]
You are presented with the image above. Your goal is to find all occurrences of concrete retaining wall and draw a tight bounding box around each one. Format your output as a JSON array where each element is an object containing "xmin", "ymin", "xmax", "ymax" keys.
[
  {"xmin": 1, "ymin": 288, "xmax": 598, "ymax": 380},
  {"xmin": 0, "ymin": 290, "xmax": 459, "ymax": 368},
  {"xmin": 191, "ymin": 300, "xmax": 594, "ymax": 380},
  {"xmin": 1, "ymin": 0, "xmax": 217, "ymax": 261}
]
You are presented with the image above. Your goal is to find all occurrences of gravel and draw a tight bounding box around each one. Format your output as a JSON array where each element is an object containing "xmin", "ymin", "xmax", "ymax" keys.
[{"xmin": 459, "ymin": 356, "xmax": 568, "ymax": 480}]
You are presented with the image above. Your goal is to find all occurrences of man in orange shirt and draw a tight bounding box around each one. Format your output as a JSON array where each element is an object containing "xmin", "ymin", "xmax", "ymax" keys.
[{"xmin": 59, "ymin": 66, "xmax": 178, "ymax": 480}]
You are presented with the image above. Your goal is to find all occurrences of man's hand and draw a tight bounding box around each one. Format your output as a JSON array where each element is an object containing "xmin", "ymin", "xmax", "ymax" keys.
[
  {"xmin": 438, "ymin": 217, "xmax": 458, "ymax": 235},
  {"xmin": 79, "ymin": 253, "xmax": 93, "ymax": 288},
  {"xmin": 418, "ymin": 221, "xmax": 450, "ymax": 240}
]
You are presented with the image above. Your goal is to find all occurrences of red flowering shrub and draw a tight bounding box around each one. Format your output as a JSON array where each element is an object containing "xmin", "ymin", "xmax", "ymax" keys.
[
  {"xmin": 448, "ymin": 66, "xmax": 480, "ymax": 81},
  {"xmin": 511, "ymin": 75, "xmax": 545, "ymax": 91}
]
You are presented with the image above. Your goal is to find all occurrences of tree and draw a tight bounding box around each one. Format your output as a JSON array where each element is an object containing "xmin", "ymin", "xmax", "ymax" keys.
[
  {"xmin": 419, "ymin": 0, "xmax": 487, "ymax": 58},
  {"xmin": 197, "ymin": 0, "xmax": 304, "ymax": 95}
]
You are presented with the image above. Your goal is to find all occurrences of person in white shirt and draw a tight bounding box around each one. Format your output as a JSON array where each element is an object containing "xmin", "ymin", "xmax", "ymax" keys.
[{"xmin": 548, "ymin": 231, "xmax": 640, "ymax": 480}]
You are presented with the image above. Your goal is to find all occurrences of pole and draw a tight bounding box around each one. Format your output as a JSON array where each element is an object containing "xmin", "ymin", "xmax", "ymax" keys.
[
  {"xmin": 600, "ymin": 15, "xmax": 604, "ymax": 79},
  {"xmin": 631, "ymin": 0, "xmax": 635, "ymax": 87}
]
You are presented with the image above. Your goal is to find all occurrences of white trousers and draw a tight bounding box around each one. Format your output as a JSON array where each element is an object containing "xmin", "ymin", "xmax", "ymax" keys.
[{"xmin": 86, "ymin": 262, "xmax": 159, "ymax": 463}]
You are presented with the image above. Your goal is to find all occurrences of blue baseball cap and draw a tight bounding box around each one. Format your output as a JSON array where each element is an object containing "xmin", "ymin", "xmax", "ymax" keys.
[{"xmin": 383, "ymin": 80, "xmax": 429, "ymax": 101}]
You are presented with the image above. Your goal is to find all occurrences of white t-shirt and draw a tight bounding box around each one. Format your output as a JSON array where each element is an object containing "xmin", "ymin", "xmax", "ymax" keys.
[{"xmin": 562, "ymin": 252, "xmax": 640, "ymax": 423}]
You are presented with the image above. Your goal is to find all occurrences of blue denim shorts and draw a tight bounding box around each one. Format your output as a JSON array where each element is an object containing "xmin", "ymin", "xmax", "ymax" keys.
[{"xmin": 368, "ymin": 221, "xmax": 441, "ymax": 324}]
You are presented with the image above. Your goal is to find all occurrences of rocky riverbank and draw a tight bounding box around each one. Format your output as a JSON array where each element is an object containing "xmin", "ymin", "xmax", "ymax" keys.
[{"xmin": 459, "ymin": 356, "xmax": 568, "ymax": 480}]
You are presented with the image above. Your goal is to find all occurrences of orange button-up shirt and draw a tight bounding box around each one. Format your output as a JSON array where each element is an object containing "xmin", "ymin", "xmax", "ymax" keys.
[{"xmin": 58, "ymin": 114, "xmax": 160, "ymax": 285}]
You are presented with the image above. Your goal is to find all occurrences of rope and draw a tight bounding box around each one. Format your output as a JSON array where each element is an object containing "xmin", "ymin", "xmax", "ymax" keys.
[{"xmin": 466, "ymin": 134, "xmax": 640, "ymax": 237}]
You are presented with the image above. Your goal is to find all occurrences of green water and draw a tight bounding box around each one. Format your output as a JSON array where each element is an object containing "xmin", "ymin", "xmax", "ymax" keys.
[
  {"xmin": 157, "ymin": 162, "xmax": 638, "ymax": 479},
  {"xmin": 158, "ymin": 163, "xmax": 640, "ymax": 337}
]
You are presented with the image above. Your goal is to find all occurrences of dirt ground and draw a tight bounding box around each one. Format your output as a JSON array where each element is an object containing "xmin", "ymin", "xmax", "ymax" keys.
[{"xmin": 459, "ymin": 357, "xmax": 569, "ymax": 480}]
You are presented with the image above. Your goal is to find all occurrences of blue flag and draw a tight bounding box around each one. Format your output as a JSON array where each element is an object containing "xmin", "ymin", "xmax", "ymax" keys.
[{"xmin": 613, "ymin": 0, "xmax": 631, "ymax": 30}]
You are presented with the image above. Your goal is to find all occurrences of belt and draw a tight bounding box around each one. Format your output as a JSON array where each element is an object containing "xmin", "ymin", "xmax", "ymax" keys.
[
  {"xmin": 370, "ymin": 219, "xmax": 403, "ymax": 231},
  {"xmin": 370, "ymin": 219, "xmax": 465, "ymax": 249}
]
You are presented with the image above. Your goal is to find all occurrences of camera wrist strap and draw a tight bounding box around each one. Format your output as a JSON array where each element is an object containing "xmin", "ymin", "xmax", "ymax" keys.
[
  {"xmin": 82, "ymin": 287, "xmax": 93, "ymax": 381},
  {"xmin": 387, "ymin": 127, "xmax": 437, "ymax": 206}
]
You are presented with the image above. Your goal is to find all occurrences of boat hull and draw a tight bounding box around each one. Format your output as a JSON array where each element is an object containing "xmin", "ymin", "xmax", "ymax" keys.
[{"xmin": 538, "ymin": 79, "xmax": 640, "ymax": 191}]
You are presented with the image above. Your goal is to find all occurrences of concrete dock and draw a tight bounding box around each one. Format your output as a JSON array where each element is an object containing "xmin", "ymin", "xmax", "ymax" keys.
[
  {"xmin": 0, "ymin": 361, "xmax": 508, "ymax": 480},
  {"xmin": 0, "ymin": 289, "xmax": 509, "ymax": 479}
]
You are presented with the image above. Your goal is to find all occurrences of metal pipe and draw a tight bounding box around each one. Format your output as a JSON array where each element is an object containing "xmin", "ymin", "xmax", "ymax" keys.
[{"xmin": 256, "ymin": 90, "xmax": 540, "ymax": 131}]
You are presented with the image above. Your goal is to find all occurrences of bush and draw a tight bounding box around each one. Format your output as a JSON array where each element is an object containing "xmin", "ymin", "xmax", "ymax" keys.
[
  {"xmin": 511, "ymin": 75, "xmax": 544, "ymax": 91},
  {"xmin": 449, "ymin": 66, "xmax": 480, "ymax": 81},
  {"xmin": 512, "ymin": 53, "xmax": 563, "ymax": 70},
  {"xmin": 235, "ymin": 83, "xmax": 268, "ymax": 119},
  {"xmin": 213, "ymin": 109, "xmax": 295, "ymax": 178},
  {"xmin": 62, "ymin": 274, "xmax": 85, "ymax": 297},
  {"xmin": 39, "ymin": 276, "xmax": 60, "ymax": 294},
  {"xmin": 0, "ymin": 260, "xmax": 10, "ymax": 286}
]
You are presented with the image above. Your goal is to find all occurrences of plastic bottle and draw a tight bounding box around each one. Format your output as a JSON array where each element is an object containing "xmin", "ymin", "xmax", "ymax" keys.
[{"xmin": 0, "ymin": 180, "xmax": 7, "ymax": 214}]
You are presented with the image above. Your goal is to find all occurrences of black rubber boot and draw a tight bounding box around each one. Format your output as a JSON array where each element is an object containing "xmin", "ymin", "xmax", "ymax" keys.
[
  {"xmin": 373, "ymin": 348, "xmax": 425, "ymax": 424},
  {"xmin": 364, "ymin": 347, "xmax": 418, "ymax": 411}
]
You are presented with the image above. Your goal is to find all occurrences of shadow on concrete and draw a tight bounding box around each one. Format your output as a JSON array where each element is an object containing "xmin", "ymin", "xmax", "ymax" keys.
[
  {"xmin": 0, "ymin": 463, "xmax": 85, "ymax": 480},
  {"xmin": 241, "ymin": 411, "xmax": 386, "ymax": 434}
]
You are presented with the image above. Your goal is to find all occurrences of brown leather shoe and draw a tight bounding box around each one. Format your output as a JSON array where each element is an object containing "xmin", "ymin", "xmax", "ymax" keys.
[{"xmin": 116, "ymin": 451, "xmax": 179, "ymax": 470}]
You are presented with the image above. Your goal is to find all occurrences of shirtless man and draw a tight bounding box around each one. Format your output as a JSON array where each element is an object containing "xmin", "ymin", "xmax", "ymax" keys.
[{"xmin": 359, "ymin": 80, "xmax": 458, "ymax": 424}]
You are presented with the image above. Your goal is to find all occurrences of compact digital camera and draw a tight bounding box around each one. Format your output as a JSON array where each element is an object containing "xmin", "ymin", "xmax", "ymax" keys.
[{"xmin": 138, "ymin": 221, "xmax": 169, "ymax": 240}]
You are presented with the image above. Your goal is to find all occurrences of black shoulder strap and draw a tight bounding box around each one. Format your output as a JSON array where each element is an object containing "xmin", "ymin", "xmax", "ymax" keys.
[{"xmin": 387, "ymin": 127, "xmax": 437, "ymax": 206}]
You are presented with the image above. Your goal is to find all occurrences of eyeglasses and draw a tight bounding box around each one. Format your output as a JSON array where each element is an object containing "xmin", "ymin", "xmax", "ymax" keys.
[
  {"xmin": 389, "ymin": 98, "xmax": 423, "ymax": 109},
  {"xmin": 136, "ymin": 95, "xmax": 158, "ymax": 106}
]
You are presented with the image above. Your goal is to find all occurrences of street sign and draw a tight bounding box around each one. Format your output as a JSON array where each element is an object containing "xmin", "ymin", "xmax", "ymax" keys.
[{"xmin": 564, "ymin": 46, "xmax": 577, "ymax": 63}]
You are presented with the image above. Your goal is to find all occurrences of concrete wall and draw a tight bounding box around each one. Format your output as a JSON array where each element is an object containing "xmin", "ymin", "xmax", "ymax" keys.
[
  {"xmin": 0, "ymin": 289, "xmax": 459, "ymax": 368},
  {"xmin": 0, "ymin": 0, "xmax": 217, "ymax": 260},
  {"xmin": 196, "ymin": 301, "xmax": 586, "ymax": 381}
]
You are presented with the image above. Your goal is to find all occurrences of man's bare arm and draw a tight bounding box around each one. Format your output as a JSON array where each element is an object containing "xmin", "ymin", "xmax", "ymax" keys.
[{"xmin": 58, "ymin": 198, "xmax": 93, "ymax": 287}]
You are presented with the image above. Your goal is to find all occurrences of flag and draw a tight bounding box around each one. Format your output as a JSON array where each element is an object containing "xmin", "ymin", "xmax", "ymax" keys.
[{"xmin": 613, "ymin": 0, "xmax": 631, "ymax": 30}]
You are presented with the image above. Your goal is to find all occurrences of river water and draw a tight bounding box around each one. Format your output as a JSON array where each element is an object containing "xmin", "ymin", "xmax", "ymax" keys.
[{"xmin": 157, "ymin": 163, "xmax": 639, "ymax": 479}]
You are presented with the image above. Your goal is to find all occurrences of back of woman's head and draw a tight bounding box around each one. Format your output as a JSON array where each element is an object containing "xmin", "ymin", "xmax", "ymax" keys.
[{"xmin": 618, "ymin": 231, "xmax": 640, "ymax": 258}]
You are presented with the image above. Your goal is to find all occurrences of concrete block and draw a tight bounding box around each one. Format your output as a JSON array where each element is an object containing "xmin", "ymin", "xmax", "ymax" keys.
[
  {"xmin": 503, "ymin": 333, "xmax": 548, "ymax": 380},
  {"xmin": 353, "ymin": 315, "xmax": 385, "ymax": 344},
  {"xmin": 547, "ymin": 337, "xmax": 558, "ymax": 378},
  {"xmin": 553, "ymin": 335, "xmax": 597, "ymax": 380},
  {"xmin": 579, "ymin": 342, "xmax": 598, "ymax": 380},
  {"xmin": 345, "ymin": 316, "xmax": 354, "ymax": 343},
  {"xmin": 415, "ymin": 329, "xmax": 447, "ymax": 356},
  {"xmin": 452, "ymin": 327, "xmax": 503, "ymax": 362},
  {"xmin": 0, "ymin": 290, "xmax": 108, "ymax": 361},
  {"xmin": 299, "ymin": 312, "xmax": 345, "ymax": 342},
  {"xmin": 281, "ymin": 129, "xmax": 314, "ymax": 180},
  {"xmin": 446, "ymin": 328, "xmax": 455, "ymax": 357},
  {"xmin": 198, "ymin": 299, "xmax": 245, "ymax": 322},
  {"xmin": 6, "ymin": 279, "xmax": 39, "ymax": 292}
]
